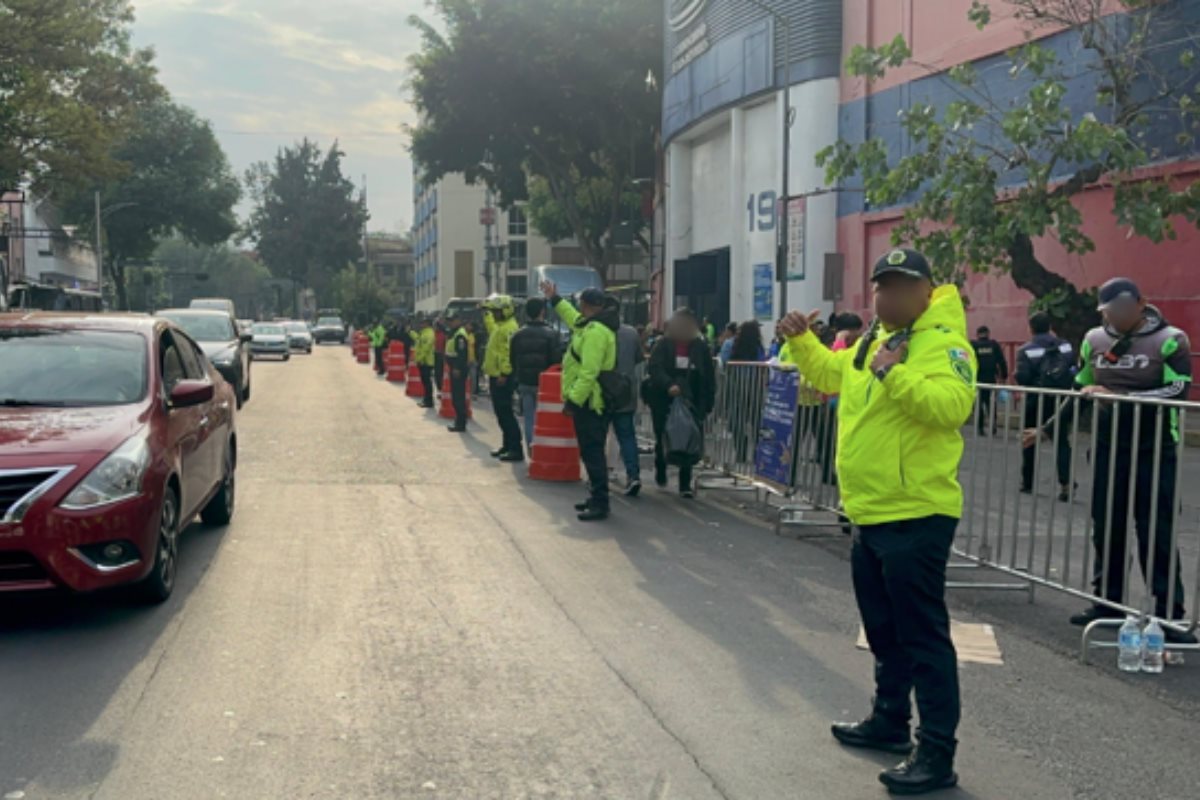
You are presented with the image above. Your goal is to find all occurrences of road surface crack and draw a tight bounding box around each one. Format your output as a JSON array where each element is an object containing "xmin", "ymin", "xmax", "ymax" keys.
[{"xmin": 479, "ymin": 505, "xmax": 734, "ymax": 800}]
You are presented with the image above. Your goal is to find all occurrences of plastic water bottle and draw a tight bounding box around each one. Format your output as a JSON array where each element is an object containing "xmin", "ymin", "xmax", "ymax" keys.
[
  {"xmin": 1141, "ymin": 619, "xmax": 1165, "ymax": 674},
  {"xmin": 1118, "ymin": 616, "xmax": 1142, "ymax": 672}
]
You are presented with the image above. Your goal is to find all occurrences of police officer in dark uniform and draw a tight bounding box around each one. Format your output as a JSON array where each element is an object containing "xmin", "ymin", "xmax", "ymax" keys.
[
  {"xmin": 970, "ymin": 326, "xmax": 1008, "ymax": 434},
  {"xmin": 445, "ymin": 312, "xmax": 470, "ymax": 433}
]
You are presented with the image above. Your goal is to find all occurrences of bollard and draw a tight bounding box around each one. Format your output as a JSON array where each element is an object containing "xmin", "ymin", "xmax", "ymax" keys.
[
  {"xmin": 528, "ymin": 366, "xmax": 580, "ymax": 482},
  {"xmin": 355, "ymin": 333, "xmax": 370, "ymax": 365},
  {"xmin": 438, "ymin": 363, "xmax": 471, "ymax": 420},
  {"xmin": 405, "ymin": 360, "xmax": 425, "ymax": 399},
  {"xmin": 386, "ymin": 342, "xmax": 407, "ymax": 383}
]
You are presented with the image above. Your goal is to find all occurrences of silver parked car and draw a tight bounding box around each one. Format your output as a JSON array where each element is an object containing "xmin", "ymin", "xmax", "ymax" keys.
[{"xmin": 282, "ymin": 320, "xmax": 314, "ymax": 353}]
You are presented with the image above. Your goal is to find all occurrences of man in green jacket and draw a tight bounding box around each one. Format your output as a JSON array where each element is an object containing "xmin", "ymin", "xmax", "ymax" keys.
[
  {"xmin": 410, "ymin": 316, "xmax": 436, "ymax": 408},
  {"xmin": 369, "ymin": 320, "xmax": 388, "ymax": 376},
  {"xmin": 482, "ymin": 294, "xmax": 523, "ymax": 461},
  {"xmin": 779, "ymin": 248, "xmax": 975, "ymax": 796},
  {"xmin": 541, "ymin": 281, "xmax": 618, "ymax": 521}
]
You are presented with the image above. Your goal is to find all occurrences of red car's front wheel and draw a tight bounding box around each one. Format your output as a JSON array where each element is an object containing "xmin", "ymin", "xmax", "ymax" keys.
[{"xmin": 137, "ymin": 487, "xmax": 179, "ymax": 604}]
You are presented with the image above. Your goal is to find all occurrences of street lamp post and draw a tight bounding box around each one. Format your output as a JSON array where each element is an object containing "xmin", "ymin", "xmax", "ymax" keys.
[
  {"xmin": 745, "ymin": 0, "xmax": 794, "ymax": 315},
  {"xmin": 94, "ymin": 196, "xmax": 138, "ymax": 304}
]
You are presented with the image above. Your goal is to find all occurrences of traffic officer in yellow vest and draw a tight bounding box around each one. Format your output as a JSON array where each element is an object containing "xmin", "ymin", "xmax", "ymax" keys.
[
  {"xmin": 410, "ymin": 315, "xmax": 436, "ymax": 408},
  {"xmin": 779, "ymin": 248, "xmax": 975, "ymax": 796},
  {"xmin": 444, "ymin": 312, "xmax": 470, "ymax": 432},
  {"xmin": 482, "ymin": 294, "xmax": 523, "ymax": 462}
]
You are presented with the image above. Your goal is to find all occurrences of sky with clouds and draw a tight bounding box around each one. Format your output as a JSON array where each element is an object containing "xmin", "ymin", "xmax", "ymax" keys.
[{"xmin": 131, "ymin": 0, "xmax": 427, "ymax": 234}]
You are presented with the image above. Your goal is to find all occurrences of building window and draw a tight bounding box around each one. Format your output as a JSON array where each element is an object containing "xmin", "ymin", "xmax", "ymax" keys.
[
  {"xmin": 506, "ymin": 274, "xmax": 528, "ymax": 296},
  {"xmin": 508, "ymin": 205, "xmax": 527, "ymax": 237},
  {"xmin": 508, "ymin": 240, "xmax": 528, "ymax": 271}
]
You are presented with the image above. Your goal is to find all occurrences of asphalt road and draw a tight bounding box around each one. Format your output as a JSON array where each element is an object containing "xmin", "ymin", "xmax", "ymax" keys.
[{"xmin": 2, "ymin": 345, "xmax": 1199, "ymax": 799}]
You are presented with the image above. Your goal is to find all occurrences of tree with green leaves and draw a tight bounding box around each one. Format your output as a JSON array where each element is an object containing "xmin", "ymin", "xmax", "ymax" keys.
[
  {"xmin": 407, "ymin": 0, "xmax": 660, "ymax": 278},
  {"xmin": 817, "ymin": 0, "xmax": 1200, "ymax": 342},
  {"xmin": 0, "ymin": 0, "xmax": 161, "ymax": 193},
  {"xmin": 330, "ymin": 265, "xmax": 398, "ymax": 330},
  {"xmin": 154, "ymin": 239, "xmax": 272, "ymax": 317},
  {"xmin": 244, "ymin": 140, "xmax": 368, "ymax": 314},
  {"xmin": 62, "ymin": 99, "xmax": 240, "ymax": 310}
]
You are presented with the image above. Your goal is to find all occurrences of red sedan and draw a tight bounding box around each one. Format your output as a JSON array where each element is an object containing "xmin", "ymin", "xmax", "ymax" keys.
[{"xmin": 0, "ymin": 313, "xmax": 238, "ymax": 602}]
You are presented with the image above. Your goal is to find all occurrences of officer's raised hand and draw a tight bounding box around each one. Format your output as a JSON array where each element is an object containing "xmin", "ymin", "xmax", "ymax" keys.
[
  {"xmin": 540, "ymin": 280, "xmax": 557, "ymax": 299},
  {"xmin": 779, "ymin": 310, "xmax": 822, "ymax": 339}
]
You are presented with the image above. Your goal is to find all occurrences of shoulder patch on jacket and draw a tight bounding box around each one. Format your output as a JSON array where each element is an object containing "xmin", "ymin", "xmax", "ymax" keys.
[{"xmin": 948, "ymin": 347, "xmax": 973, "ymax": 385}]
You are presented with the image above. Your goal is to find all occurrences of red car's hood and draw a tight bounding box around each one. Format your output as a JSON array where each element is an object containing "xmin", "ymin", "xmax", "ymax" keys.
[{"xmin": 0, "ymin": 404, "xmax": 148, "ymax": 458}]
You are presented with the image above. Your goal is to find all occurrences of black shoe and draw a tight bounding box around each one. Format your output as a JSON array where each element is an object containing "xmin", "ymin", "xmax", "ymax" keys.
[
  {"xmin": 879, "ymin": 742, "xmax": 957, "ymax": 795},
  {"xmin": 421, "ymin": 402, "xmax": 434, "ymax": 409},
  {"xmin": 624, "ymin": 479, "xmax": 642, "ymax": 497},
  {"xmin": 1069, "ymin": 605, "xmax": 1123, "ymax": 627},
  {"xmin": 680, "ymin": 489, "xmax": 695, "ymax": 499},
  {"xmin": 1058, "ymin": 484, "xmax": 1071, "ymax": 502},
  {"xmin": 831, "ymin": 715, "xmax": 912, "ymax": 754},
  {"xmin": 577, "ymin": 506, "xmax": 610, "ymax": 522},
  {"xmin": 1165, "ymin": 625, "xmax": 1199, "ymax": 645},
  {"xmin": 499, "ymin": 451, "xmax": 525, "ymax": 463},
  {"xmin": 490, "ymin": 448, "xmax": 506, "ymax": 458},
  {"xmin": 446, "ymin": 425, "xmax": 466, "ymax": 433},
  {"xmin": 574, "ymin": 499, "xmax": 592, "ymax": 512},
  {"xmin": 654, "ymin": 466, "xmax": 667, "ymax": 488},
  {"xmin": 1019, "ymin": 485, "xmax": 1032, "ymax": 495}
]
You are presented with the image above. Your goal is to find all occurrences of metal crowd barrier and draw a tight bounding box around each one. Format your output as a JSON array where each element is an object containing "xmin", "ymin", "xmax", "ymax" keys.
[
  {"xmin": 680, "ymin": 361, "xmax": 1200, "ymax": 664},
  {"xmin": 958, "ymin": 383, "xmax": 1200, "ymax": 662}
]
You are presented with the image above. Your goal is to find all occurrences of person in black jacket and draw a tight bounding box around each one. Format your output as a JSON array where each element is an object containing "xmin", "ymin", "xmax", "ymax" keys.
[
  {"xmin": 970, "ymin": 325, "xmax": 1009, "ymax": 435},
  {"xmin": 646, "ymin": 308, "xmax": 716, "ymax": 497},
  {"xmin": 1015, "ymin": 312, "xmax": 1074, "ymax": 500},
  {"xmin": 509, "ymin": 297, "xmax": 563, "ymax": 451}
]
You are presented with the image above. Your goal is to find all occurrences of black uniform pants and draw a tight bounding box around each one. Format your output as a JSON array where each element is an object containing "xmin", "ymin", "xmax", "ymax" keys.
[
  {"xmin": 374, "ymin": 345, "xmax": 385, "ymax": 374},
  {"xmin": 1021, "ymin": 398, "xmax": 1072, "ymax": 488},
  {"xmin": 852, "ymin": 515, "xmax": 960, "ymax": 754},
  {"xmin": 418, "ymin": 365, "xmax": 434, "ymax": 406},
  {"xmin": 975, "ymin": 387, "xmax": 995, "ymax": 432},
  {"xmin": 1090, "ymin": 443, "xmax": 1186, "ymax": 619},
  {"xmin": 650, "ymin": 403, "xmax": 700, "ymax": 491},
  {"xmin": 450, "ymin": 368, "xmax": 468, "ymax": 428},
  {"xmin": 573, "ymin": 405, "xmax": 610, "ymax": 509},
  {"xmin": 490, "ymin": 378, "xmax": 523, "ymax": 455}
]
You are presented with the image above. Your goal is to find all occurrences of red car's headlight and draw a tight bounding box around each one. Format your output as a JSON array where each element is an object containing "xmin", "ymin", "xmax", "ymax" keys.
[{"xmin": 60, "ymin": 435, "xmax": 151, "ymax": 510}]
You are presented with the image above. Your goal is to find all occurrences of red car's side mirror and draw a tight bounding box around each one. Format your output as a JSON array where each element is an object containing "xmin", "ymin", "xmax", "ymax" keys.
[{"xmin": 169, "ymin": 380, "xmax": 214, "ymax": 409}]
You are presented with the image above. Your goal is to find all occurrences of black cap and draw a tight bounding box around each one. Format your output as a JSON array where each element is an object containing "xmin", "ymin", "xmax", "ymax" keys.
[
  {"xmin": 1097, "ymin": 277, "xmax": 1141, "ymax": 310},
  {"xmin": 578, "ymin": 288, "xmax": 606, "ymax": 307},
  {"xmin": 871, "ymin": 248, "xmax": 932, "ymax": 282}
]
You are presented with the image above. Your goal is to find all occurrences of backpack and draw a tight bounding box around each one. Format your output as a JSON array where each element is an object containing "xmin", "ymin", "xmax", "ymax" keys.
[
  {"xmin": 1035, "ymin": 341, "xmax": 1075, "ymax": 389},
  {"xmin": 598, "ymin": 370, "xmax": 634, "ymax": 411}
]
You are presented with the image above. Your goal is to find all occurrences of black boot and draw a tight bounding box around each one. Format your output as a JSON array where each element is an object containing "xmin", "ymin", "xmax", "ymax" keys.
[
  {"xmin": 879, "ymin": 742, "xmax": 957, "ymax": 795},
  {"xmin": 577, "ymin": 505, "xmax": 609, "ymax": 521},
  {"xmin": 831, "ymin": 713, "xmax": 912, "ymax": 754},
  {"xmin": 499, "ymin": 450, "xmax": 525, "ymax": 463},
  {"xmin": 490, "ymin": 447, "xmax": 507, "ymax": 458},
  {"xmin": 574, "ymin": 499, "xmax": 592, "ymax": 512}
]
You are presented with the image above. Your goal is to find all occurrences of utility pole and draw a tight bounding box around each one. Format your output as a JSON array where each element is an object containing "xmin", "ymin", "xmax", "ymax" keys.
[
  {"xmin": 745, "ymin": 0, "xmax": 794, "ymax": 315},
  {"xmin": 94, "ymin": 191, "xmax": 103, "ymax": 292}
]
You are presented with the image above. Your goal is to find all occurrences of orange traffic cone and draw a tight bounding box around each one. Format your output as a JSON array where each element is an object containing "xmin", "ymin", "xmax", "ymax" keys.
[
  {"xmin": 405, "ymin": 360, "xmax": 424, "ymax": 398},
  {"xmin": 528, "ymin": 366, "xmax": 580, "ymax": 482},
  {"xmin": 356, "ymin": 333, "xmax": 370, "ymax": 364},
  {"xmin": 386, "ymin": 342, "xmax": 407, "ymax": 383},
  {"xmin": 438, "ymin": 363, "xmax": 472, "ymax": 420}
]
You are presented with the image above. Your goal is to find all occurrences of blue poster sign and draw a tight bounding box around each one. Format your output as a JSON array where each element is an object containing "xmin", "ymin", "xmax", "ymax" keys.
[
  {"xmin": 754, "ymin": 367, "xmax": 800, "ymax": 487},
  {"xmin": 753, "ymin": 263, "xmax": 773, "ymax": 321}
]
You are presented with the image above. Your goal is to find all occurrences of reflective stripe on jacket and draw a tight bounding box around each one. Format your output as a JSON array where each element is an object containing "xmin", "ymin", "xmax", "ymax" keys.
[{"xmin": 782, "ymin": 285, "xmax": 976, "ymax": 526}]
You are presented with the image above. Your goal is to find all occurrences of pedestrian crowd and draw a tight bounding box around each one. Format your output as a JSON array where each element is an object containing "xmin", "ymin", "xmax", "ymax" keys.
[{"xmin": 354, "ymin": 250, "xmax": 1192, "ymax": 797}]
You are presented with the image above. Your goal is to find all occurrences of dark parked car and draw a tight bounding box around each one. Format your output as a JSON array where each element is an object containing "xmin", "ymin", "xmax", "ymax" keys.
[
  {"xmin": 0, "ymin": 313, "xmax": 238, "ymax": 603},
  {"xmin": 312, "ymin": 316, "xmax": 346, "ymax": 344},
  {"xmin": 159, "ymin": 308, "xmax": 252, "ymax": 407}
]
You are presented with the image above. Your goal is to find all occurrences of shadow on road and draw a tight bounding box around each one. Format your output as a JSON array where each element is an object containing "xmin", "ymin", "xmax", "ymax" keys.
[{"xmin": 0, "ymin": 517, "xmax": 227, "ymax": 795}]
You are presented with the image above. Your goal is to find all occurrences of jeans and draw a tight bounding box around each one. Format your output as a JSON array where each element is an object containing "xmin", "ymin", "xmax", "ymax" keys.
[
  {"xmin": 853, "ymin": 515, "xmax": 960, "ymax": 754},
  {"xmin": 490, "ymin": 378, "xmax": 523, "ymax": 455},
  {"xmin": 418, "ymin": 365, "xmax": 434, "ymax": 406},
  {"xmin": 609, "ymin": 412, "xmax": 640, "ymax": 481},
  {"xmin": 573, "ymin": 405, "xmax": 610, "ymax": 509},
  {"xmin": 519, "ymin": 384, "xmax": 538, "ymax": 449}
]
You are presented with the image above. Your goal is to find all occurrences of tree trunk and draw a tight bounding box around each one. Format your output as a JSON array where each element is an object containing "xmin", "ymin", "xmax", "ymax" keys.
[{"xmin": 1006, "ymin": 233, "xmax": 1099, "ymax": 347}]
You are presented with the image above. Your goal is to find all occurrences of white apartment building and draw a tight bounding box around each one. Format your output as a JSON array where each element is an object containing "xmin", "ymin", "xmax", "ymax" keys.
[{"xmin": 412, "ymin": 172, "xmax": 557, "ymax": 314}]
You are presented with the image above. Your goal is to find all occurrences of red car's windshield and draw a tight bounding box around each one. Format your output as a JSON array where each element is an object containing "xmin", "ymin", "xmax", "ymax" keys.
[{"xmin": 0, "ymin": 329, "xmax": 148, "ymax": 407}]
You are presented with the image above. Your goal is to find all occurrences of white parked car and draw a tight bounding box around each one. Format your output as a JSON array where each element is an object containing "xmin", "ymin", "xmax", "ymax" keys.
[
  {"xmin": 250, "ymin": 323, "xmax": 290, "ymax": 361},
  {"xmin": 282, "ymin": 321, "xmax": 314, "ymax": 354}
]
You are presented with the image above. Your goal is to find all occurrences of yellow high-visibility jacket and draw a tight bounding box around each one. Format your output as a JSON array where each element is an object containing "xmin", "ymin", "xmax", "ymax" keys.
[{"xmin": 782, "ymin": 285, "xmax": 976, "ymax": 526}]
